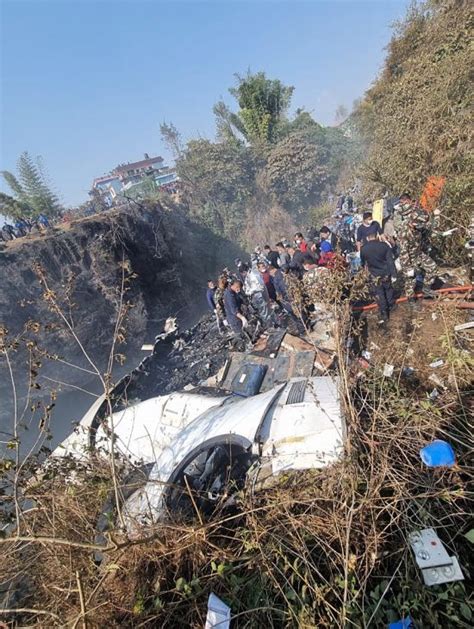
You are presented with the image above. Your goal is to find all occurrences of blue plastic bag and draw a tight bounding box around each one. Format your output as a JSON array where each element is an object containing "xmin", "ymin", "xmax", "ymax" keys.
[
  {"xmin": 389, "ymin": 617, "xmax": 413, "ymax": 629},
  {"xmin": 420, "ymin": 439, "xmax": 456, "ymax": 467}
]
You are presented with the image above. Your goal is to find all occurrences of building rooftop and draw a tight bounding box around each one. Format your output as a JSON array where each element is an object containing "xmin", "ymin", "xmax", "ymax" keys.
[{"xmin": 114, "ymin": 155, "xmax": 163, "ymax": 174}]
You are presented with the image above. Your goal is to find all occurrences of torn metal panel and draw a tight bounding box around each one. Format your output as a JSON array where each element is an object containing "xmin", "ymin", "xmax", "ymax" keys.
[
  {"xmin": 260, "ymin": 377, "xmax": 343, "ymax": 474},
  {"xmin": 421, "ymin": 555, "xmax": 464, "ymax": 586},
  {"xmin": 409, "ymin": 528, "xmax": 452, "ymax": 569},
  {"xmin": 221, "ymin": 349, "xmax": 316, "ymax": 393},
  {"xmin": 205, "ymin": 593, "xmax": 231, "ymax": 629},
  {"xmin": 280, "ymin": 333, "xmax": 314, "ymax": 353},
  {"xmin": 251, "ymin": 328, "xmax": 286, "ymax": 357},
  {"xmin": 409, "ymin": 528, "xmax": 464, "ymax": 586}
]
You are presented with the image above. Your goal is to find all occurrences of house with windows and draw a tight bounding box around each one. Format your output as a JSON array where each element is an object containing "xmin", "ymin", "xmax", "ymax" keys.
[{"xmin": 90, "ymin": 153, "xmax": 178, "ymax": 205}]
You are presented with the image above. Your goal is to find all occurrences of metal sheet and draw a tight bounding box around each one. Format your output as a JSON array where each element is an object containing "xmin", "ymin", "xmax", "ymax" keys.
[
  {"xmin": 409, "ymin": 528, "xmax": 452, "ymax": 569},
  {"xmin": 421, "ymin": 555, "xmax": 464, "ymax": 586}
]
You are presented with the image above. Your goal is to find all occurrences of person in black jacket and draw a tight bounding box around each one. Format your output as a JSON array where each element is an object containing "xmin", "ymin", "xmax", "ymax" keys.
[
  {"xmin": 263, "ymin": 245, "xmax": 280, "ymax": 268},
  {"xmin": 360, "ymin": 232, "xmax": 397, "ymax": 323}
]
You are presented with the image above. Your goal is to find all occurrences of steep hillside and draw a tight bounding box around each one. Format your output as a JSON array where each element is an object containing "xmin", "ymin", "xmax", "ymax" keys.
[
  {"xmin": 354, "ymin": 0, "xmax": 472, "ymax": 225},
  {"xmin": 0, "ymin": 203, "xmax": 243, "ymax": 450}
]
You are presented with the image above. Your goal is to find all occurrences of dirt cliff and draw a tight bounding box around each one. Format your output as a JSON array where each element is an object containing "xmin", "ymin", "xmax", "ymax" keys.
[{"xmin": 0, "ymin": 202, "xmax": 243, "ymax": 451}]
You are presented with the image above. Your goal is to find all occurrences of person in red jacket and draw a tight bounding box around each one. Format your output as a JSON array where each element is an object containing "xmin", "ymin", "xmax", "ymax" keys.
[{"xmin": 294, "ymin": 232, "xmax": 308, "ymax": 253}]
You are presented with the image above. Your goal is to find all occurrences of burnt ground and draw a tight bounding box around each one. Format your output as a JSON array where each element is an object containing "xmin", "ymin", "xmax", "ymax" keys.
[
  {"xmin": 115, "ymin": 314, "xmax": 234, "ymax": 406},
  {"xmin": 110, "ymin": 294, "xmax": 474, "ymax": 413}
]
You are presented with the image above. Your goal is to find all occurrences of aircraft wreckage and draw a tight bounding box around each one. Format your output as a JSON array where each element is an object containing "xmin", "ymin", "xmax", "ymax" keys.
[{"xmin": 53, "ymin": 313, "xmax": 344, "ymax": 529}]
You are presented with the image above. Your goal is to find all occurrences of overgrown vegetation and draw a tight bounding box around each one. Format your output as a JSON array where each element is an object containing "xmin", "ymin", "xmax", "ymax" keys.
[
  {"xmin": 159, "ymin": 0, "xmax": 472, "ymax": 251},
  {"xmin": 353, "ymin": 0, "xmax": 472, "ymax": 228},
  {"xmin": 161, "ymin": 72, "xmax": 358, "ymax": 247},
  {"xmin": 1, "ymin": 273, "xmax": 472, "ymax": 626}
]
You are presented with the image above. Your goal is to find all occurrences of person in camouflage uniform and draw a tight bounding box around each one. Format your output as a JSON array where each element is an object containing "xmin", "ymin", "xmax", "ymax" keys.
[
  {"xmin": 393, "ymin": 197, "xmax": 438, "ymax": 298},
  {"xmin": 214, "ymin": 275, "xmax": 228, "ymax": 332}
]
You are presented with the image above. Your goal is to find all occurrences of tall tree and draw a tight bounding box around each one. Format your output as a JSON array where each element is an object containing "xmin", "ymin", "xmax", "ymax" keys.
[
  {"xmin": 215, "ymin": 72, "xmax": 294, "ymax": 145},
  {"xmin": 1, "ymin": 152, "xmax": 62, "ymax": 217},
  {"xmin": 0, "ymin": 192, "xmax": 32, "ymax": 220},
  {"xmin": 159, "ymin": 122, "xmax": 183, "ymax": 160}
]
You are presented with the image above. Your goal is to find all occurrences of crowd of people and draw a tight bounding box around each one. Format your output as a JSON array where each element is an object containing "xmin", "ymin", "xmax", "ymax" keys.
[
  {"xmin": 0, "ymin": 214, "xmax": 51, "ymax": 242},
  {"xmin": 205, "ymin": 193, "xmax": 456, "ymax": 343}
]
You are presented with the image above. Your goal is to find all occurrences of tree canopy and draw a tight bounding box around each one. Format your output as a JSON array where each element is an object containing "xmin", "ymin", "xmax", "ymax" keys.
[
  {"xmin": 167, "ymin": 71, "xmax": 355, "ymax": 246},
  {"xmin": 1, "ymin": 152, "xmax": 62, "ymax": 219}
]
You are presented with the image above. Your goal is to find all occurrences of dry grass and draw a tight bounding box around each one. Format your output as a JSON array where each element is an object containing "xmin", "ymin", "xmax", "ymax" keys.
[{"xmin": 1, "ymin": 277, "xmax": 472, "ymax": 627}]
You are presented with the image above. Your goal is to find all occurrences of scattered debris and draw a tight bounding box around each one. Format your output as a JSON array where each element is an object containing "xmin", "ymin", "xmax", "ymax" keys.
[
  {"xmin": 409, "ymin": 528, "xmax": 452, "ymax": 569},
  {"xmin": 173, "ymin": 338, "xmax": 186, "ymax": 351},
  {"xmin": 429, "ymin": 388, "xmax": 439, "ymax": 401},
  {"xmin": 409, "ymin": 528, "xmax": 464, "ymax": 586},
  {"xmin": 401, "ymin": 367, "xmax": 415, "ymax": 378},
  {"xmin": 231, "ymin": 363, "xmax": 267, "ymax": 397},
  {"xmin": 419, "ymin": 439, "xmax": 456, "ymax": 467},
  {"xmin": 422, "ymin": 555, "xmax": 464, "ymax": 586},
  {"xmin": 441, "ymin": 227, "xmax": 458, "ymax": 237},
  {"xmin": 429, "ymin": 359, "xmax": 444, "ymax": 368},
  {"xmin": 281, "ymin": 333, "xmax": 314, "ymax": 353},
  {"xmin": 141, "ymin": 343, "xmax": 154, "ymax": 351},
  {"xmin": 454, "ymin": 321, "xmax": 474, "ymax": 331},
  {"xmin": 428, "ymin": 373, "xmax": 446, "ymax": 389},
  {"xmin": 383, "ymin": 363, "xmax": 394, "ymax": 378},
  {"xmin": 205, "ymin": 593, "xmax": 231, "ymax": 629},
  {"xmin": 431, "ymin": 312, "xmax": 438, "ymax": 321},
  {"xmin": 314, "ymin": 347, "xmax": 336, "ymax": 373},
  {"xmin": 362, "ymin": 350, "xmax": 371, "ymax": 361}
]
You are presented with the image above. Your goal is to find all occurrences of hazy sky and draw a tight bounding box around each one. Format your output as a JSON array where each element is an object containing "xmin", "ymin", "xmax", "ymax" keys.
[{"xmin": 1, "ymin": 0, "xmax": 409, "ymax": 206}]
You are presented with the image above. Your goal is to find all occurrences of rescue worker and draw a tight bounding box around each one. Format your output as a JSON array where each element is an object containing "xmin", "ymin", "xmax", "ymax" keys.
[
  {"xmin": 244, "ymin": 263, "xmax": 273, "ymax": 327},
  {"xmin": 320, "ymin": 226, "xmax": 338, "ymax": 251},
  {"xmin": 356, "ymin": 211, "xmax": 382, "ymax": 250},
  {"xmin": 1, "ymin": 224, "xmax": 16, "ymax": 240},
  {"xmin": 286, "ymin": 244, "xmax": 306, "ymax": 278},
  {"xmin": 37, "ymin": 213, "xmax": 50, "ymax": 229},
  {"xmin": 393, "ymin": 196, "xmax": 439, "ymax": 298},
  {"xmin": 223, "ymin": 279, "xmax": 248, "ymax": 338},
  {"xmin": 257, "ymin": 261, "xmax": 276, "ymax": 301},
  {"xmin": 276, "ymin": 241, "xmax": 291, "ymax": 268},
  {"xmin": 214, "ymin": 276, "xmax": 228, "ymax": 331},
  {"xmin": 294, "ymin": 232, "xmax": 308, "ymax": 252},
  {"xmin": 263, "ymin": 245, "xmax": 279, "ymax": 268},
  {"xmin": 206, "ymin": 280, "xmax": 216, "ymax": 312},
  {"xmin": 360, "ymin": 232, "xmax": 397, "ymax": 323},
  {"xmin": 268, "ymin": 265, "xmax": 305, "ymax": 333}
]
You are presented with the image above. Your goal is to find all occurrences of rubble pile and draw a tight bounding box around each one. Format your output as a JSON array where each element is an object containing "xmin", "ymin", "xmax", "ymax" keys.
[{"xmin": 128, "ymin": 314, "xmax": 232, "ymax": 402}]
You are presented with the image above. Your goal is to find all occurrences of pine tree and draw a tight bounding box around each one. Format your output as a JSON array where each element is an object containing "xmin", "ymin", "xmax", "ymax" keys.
[{"xmin": 1, "ymin": 151, "xmax": 62, "ymax": 218}]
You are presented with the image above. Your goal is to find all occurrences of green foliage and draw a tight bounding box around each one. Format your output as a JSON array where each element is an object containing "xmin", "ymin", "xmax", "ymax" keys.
[
  {"xmin": 225, "ymin": 71, "xmax": 294, "ymax": 145},
  {"xmin": 176, "ymin": 138, "xmax": 256, "ymax": 240},
  {"xmin": 0, "ymin": 191, "xmax": 33, "ymax": 220},
  {"xmin": 159, "ymin": 121, "xmax": 183, "ymax": 159},
  {"xmin": 1, "ymin": 151, "xmax": 62, "ymax": 218},
  {"xmin": 173, "ymin": 73, "xmax": 355, "ymax": 244},
  {"xmin": 262, "ymin": 131, "xmax": 330, "ymax": 216},
  {"xmin": 354, "ymin": 0, "xmax": 472, "ymax": 226}
]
